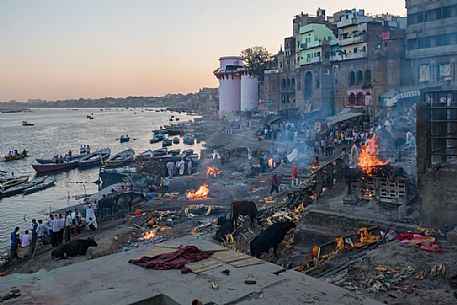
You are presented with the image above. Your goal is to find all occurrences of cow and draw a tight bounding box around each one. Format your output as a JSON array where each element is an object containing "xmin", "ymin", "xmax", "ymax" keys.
[
  {"xmin": 51, "ymin": 237, "xmax": 98, "ymax": 260},
  {"xmin": 231, "ymin": 201, "xmax": 261, "ymax": 228},
  {"xmin": 250, "ymin": 220, "xmax": 296, "ymax": 258},
  {"xmin": 115, "ymin": 192, "xmax": 145, "ymax": 214},
  {"xmin": 214, "ymin": 220, "xmax": 234, "ymax": 242},
  {"xmin": 97, "ymin": 197, "xmax": 116, "ymax": 219}
]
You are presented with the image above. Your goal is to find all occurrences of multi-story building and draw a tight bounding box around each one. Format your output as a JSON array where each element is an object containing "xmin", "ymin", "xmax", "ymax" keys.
[{"xmin": 406, "ymin": 0, "xmax": 457, "ymax": 88}]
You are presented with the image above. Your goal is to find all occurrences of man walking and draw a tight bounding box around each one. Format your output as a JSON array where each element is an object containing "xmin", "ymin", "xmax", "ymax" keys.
[
  {"xmin": 51, "ymin": 214, "xmax": 61, "ymax": 247},
  {"xmin": 291, "ymin": 163, "xmax": 298, "ymax": 187},
  {"xmin": 187, "ymin": 159, "xmax": 193, "ymax": 176},
  {"xmin": 31, "ymin": 219, "xmax": 38, "ymax": 255},
  {"xmin": 64, "ymin": 211, "xmax": 72, "ymax": 242},
  {"xmin": 270, "ymin": 171, "xmax": 279, "ymax": 195},
  {"xmin": 10, "ymin": 227, "xmax": 20, "ymax": 259}
]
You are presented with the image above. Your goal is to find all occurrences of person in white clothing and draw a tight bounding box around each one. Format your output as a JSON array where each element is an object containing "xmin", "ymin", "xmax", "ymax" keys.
[{"xmin": 21, "ymin": 230, "xmax": 32, "ymax": 258}]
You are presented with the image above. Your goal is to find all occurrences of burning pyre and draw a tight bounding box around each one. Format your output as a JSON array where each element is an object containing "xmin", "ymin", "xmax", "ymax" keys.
[
  {"xmin": 207, "ymin": 166, "xmax": 221, "ymax": 177},
  {"xmin": 143, "ymin": 229, "xmax": 157, "ymax": 240},
  {"xmin": 358, "ymin": 137, "xmax": 388, "ymax": 176},
  {"xmin": 186, "ymin": 183, "xmax": 209, "ymax": 199}
]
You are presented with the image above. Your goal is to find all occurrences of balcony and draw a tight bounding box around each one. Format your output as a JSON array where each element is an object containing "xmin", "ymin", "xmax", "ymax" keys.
[
  {"xmin": 341, "ymin": 51, "xmax": 367, "ymax": 60},
  {"xmin": 406, "ymin": 45, "xmax": 457, "ymax": 59},
  {"xmin": 339, "ymin": 35, "xmax": 365, "ymax": 46}
]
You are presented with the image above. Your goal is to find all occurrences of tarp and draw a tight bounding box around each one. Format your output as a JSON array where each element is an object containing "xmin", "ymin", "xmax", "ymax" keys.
[
  {"xmin": 263, "ymin": 114, "xmax": 281, "ymax": 126},
  {"xmin": 326, "ymin": 112, "xmax": 362, "ymax": 127}
]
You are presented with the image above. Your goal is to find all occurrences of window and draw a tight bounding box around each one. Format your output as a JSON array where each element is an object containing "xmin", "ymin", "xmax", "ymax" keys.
[
  {"xmin": 356, "ymin": 70, "xmax": 363, "ymax": 86},
  {"xmin": 364, "ymin": 69, "xmax": 372, "ymax": 86},
  {"xmin": 304, "ymin": 72, "xmax": 313, "ymax": 99},
  {"xmin": 349, "ymin": 71, "xmax": 355, "ymax": 86},
  {"xmin": 420, "ymin": 65, "xmax": 431, "ymax": 82},
  {"xmin": 282, "ymin": 79, "xmax": 286, "ymax": 89},
  {"xmin": 353, "ymin": 48, "xmax": 358, "ymax": 53},
  {"xmin": 439, "ymin": 63, "xmax": 451, "ymax": 81}
]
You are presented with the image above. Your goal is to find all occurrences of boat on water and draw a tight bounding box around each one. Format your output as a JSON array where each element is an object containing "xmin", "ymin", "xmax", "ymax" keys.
[
  {"xmin": 1, "ymin": 176, "xmax": 46, "ymax": 197},
  {"xmin": 35, "ymin": 154, "xmax": 81, "ymax": 164},
  {"xmin": 153, "ymin": 148, "xmax": 168, "ymax": 156},
  {"xmin": 87, "ymin": 115, "xmax": 94, "ymax": 119},
  {"xmin": 162, "ymin": 138, "xmax": 172, "ymax": 147},
  {"xmin": 135, "ymin": 150, "xmax": 154, "ymax": 160},
  {"xmin": 78, "ymin": 148, "xmax": 111, "ymax": 169},
  {"xmin": 22, "ymin": 121, "xmax": 34, "ymax": 126},
  {"xmin": 32, "ymin": 160, "xmax": 79, "ymax": 173},
  {"xmin": 150, "ymin": 133, "xmax": 165, "ymax": 144},
  {"xmin": 23, "ymin": 176, "xmax": 55, "ymax": 195},
  {"xmin": 120, "ymin": 135, "xmax": 130, "ymax": 143},
  {"xmin": 0, "ymin": 176, "xmax": 29, "ymax": 192},
  {"xmin": 103, "ymin": 149, "xmax": 134, "ymax": 168},
  {"xmin": 4, "ymin": 150, "xmax": 28, "ymax": 161},
  {"xmin": 183, "ymin": 135, "xmax": 195, "ymax": 145},
  {"xmin": 172, "ymin": 137, "xmax": 180, "ymax": 144},
  {"xmin": 168, "ymin": 149, "xmax": 181, "ymax": 156}
]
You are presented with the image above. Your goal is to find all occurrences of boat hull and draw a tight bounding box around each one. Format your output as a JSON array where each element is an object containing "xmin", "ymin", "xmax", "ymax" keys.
[{"xmin": 32, "ymin": 161, "xmax": 78, "ymax": 173}]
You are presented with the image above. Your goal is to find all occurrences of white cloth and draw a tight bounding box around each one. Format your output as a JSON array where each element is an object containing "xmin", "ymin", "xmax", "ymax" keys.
[
  {"xmin": 52, "ymin": 218, "xmax": 61, "ymax": 232},
  {"xmin": 21, "ymin": 233, "xmax": 32, "ymax": 247},
  {"xmin": 85, "ymin": 204, "xmax": 96, "ymax": 222}
]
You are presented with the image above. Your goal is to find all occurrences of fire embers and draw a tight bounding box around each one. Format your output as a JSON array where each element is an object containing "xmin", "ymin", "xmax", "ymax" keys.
[
  {"xmin": 207, "ymin": 166, "xmax": 221, "ymax": 177},
  {"xmin": 358, "ymin": 137, "xmax": 388, "ymax": 176},
  {"xmin": 143, "ymin": 229, "xmax": 157, "ymax": 240},
  {"xmin": 186, "ymin": 183, "xmax": 209, "ymax": 199}
]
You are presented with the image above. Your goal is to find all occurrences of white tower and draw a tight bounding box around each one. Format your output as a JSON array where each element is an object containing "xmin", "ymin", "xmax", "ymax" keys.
[
  {"xmin": 214, "ymin": 56, "xmax": 243, "ymax": 116},
  {"xmin": 240, "ymin": 73, "xmax": 259, "ymax": 112}
]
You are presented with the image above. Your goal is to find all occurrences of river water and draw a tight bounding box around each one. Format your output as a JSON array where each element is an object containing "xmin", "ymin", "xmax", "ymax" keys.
[{"xmin": 0, "ymin": 108, "xmax": 202, "ymax": 253}]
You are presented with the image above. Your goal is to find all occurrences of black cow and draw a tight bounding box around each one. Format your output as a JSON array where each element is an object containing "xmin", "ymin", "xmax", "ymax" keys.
[
  {"xmin": 51, "ymin": 237, "xmax": 98, "ymax": 259},
  {"xmin": 217, "ymin": 216, "xmax": 230, "ymax": 226},
  {"xmin": 115, "ymin": 192, "xmax": 144, "ymax": 213},
  {"xmin": 250, "ymin": 220, "xmax": 296, "ymax": 258},
  {"xmin": 232, "ymin": 201, "xmax": 261, "ymax": 228},
  {"xmin": 214, "ymin": 220, "xmax": 234, "ymax": 242},
  {"xmin": 98, "ymin": 197, "xmax": 116, "ymax": 219}
]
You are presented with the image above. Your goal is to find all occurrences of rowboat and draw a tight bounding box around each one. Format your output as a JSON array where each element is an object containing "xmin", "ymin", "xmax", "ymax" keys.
[
  {"xmin": 183, "ymin": 135, "xmax": 195, "ymax": 145},
  {"xmin": 4, "ymin": 151, "xmax": 28, "ymax": 161},
  {"xmin": 168, "ymin": 149, "xmax": 181, "ymax": 156},
  {"xmin": 103, "ymin": 149, "xmax": 134, "ymax": 168},
  {"xmin": 32, "ymin": 160, "xmax": 79, "ymax": 173},
  {"xmin": 23, "ymin": 177, "xmax": 55, "ymax": 195},
  {"xmin": 120, "ymin": 135, "xmax": 130, "ymax": 143},
  {"xmin": 22, "ymin": 121, "xmax": 34, "ymax": 126},
  {"xmin": 172, "ymin": 137, "xmax": 180, "ymax": 144},
  {"xmin": 1, "ymin": 176, "xmax": 46, "ymax": 197},
  {"xmin": 36, "ymin": 155, "xmax": 81, "ymax": 164},
  {"xmin": 0, "ymin": 176, "xmax": 29, "ymax": 192},
  {"xmin": 78, "ymin": 148, "xmax": 111, "ymax": 169},
  {"xmin": 162, "ymin": 138, "xmax": 172, "ymax": 147}
]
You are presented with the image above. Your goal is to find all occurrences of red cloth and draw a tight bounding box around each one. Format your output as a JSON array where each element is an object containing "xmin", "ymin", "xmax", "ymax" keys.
[
  {"xmin": 396, "ymin": 231, "xmax": 423, "ymax": 241},
  {"xmin": 291, "ymin": 166, "xmax": 298, "ymax": 179},
  {"xmin": 128, "ymin": 246, "xmax": 213, "ymax": 272},
  {"xmin": 419, "ymin": 243, "xmax": 445, "ymax": 253}
]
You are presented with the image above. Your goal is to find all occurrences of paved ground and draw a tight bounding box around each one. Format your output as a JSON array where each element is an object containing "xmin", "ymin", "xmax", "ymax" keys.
[{"xmin": 0, "ymin": 236, "xmax": 382, "ymax": 305}]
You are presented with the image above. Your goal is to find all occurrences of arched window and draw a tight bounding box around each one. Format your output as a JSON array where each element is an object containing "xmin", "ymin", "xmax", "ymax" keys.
[
  {"xmin": 286, "ymin": 79, "xmax": 291, "ymax": 90},
  {"xmin": 364, "ymin": 69, "xmax": 372, "ymax": 86},
  {"xmin": 356, "ymin": 70, "xmax": 363, "ymax": 86},
  {"xmin": 291, "ymin": 78, "xmax": 295, "ymax": 90},
  {"xmin": 356, "ymin": 92, "xmax": 365, "ymax": 106},
  {"xmin": 282, "ymin": 79, "xmax": 286, "ymax": 90},
  {"xmin": 349, "ymin": 93, "xmax": 356, "ymax": 106},
  {"xmin": 304, "ymin": 72, "xmax": 313, "ymax": 99},
  {"xmin": 349, "ymin": 71, "xmax": 355, "ymax": 86}
]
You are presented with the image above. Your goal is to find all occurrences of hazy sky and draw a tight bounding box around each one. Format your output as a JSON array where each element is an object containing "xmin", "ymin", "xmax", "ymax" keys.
[{"xmin": 0, "ymin": 0, "xmax": 406, "ymax": 101}]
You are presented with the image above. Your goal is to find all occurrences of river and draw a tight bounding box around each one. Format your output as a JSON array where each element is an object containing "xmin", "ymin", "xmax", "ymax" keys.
[{"xmin": 0, "ymin": 108, "xmax": 202, "ymax": 253}]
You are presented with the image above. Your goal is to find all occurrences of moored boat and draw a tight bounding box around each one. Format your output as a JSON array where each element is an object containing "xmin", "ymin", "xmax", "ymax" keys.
[
  {"xmin": 153, "ymin": 148, "xmax": 168, "ymax": 156},
  {"xmin": 183, "ymin": 135, "xmax": 195, "ymax": 145},
  {"xmin": 36, "ymin": 155, "xmax": 81, "ymax": 164},
  {"xmin": 78, "ymin": 148, "xmax": 111, "ymax": 169},
  {"xmin": 22, "ymin": 121, "xmax": 34, "ymax": 126},
  {"xmin": 23, "ymin": 177, "xmax": 55, "ymax": 195},
  {"xmin": 172, "ymin": 137, "xmax": 180, "ymax": 144},
  {"xmin": 103, "ymin": 149, "xmax": 134, "ymax": 168},
  {"xmin": 4, "ymin": 150, "xmax": 28, "ymax": 161},
  {"xmin": 0, "ymin": 176, "xmax": 29, "ymax": 192},
  {"xmin": 162, "ymin": 138, "xmax": 172, "ymax": 147},
  {"xmin": 32, "ymin": 160, "xmax": 79, "ymax": 173},
  {"xmin": 168, "ymin": 149, "xmax": 181, "ymax": 156},
  {"xmin": 1, "ymin": 176, "xmax": 46, "ymax": 197}
]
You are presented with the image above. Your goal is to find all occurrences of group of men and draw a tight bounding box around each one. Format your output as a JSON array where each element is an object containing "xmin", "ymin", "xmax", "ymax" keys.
[{"xmin": 166, "ymin": 158, "xmax": 193, "ymax": 178}]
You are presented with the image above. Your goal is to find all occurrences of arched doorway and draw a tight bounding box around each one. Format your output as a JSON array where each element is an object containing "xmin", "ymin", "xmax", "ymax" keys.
[
  {"xmin": 356, "ymin": 70, "xmax": 363, "ymax": 86},
  {"xmin": 349, "ymin": 93, "xmax": 356, "ymax": 106},
  {"xmin": 356, "ymin": 92, "xmax": 365, "ymax": 106}
]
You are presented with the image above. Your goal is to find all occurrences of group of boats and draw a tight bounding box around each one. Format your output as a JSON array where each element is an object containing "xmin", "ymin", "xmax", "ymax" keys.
[
  {"xmin": 0, "ymin": 174, "xmax": 55, "ymax": 198},
  {"xmin": 150, "ymin": 130, "xmax": 195, "ymax": 147},
  {"xmin": 31, "ymin": 148, "xmax": 127, "ymax": 173}
]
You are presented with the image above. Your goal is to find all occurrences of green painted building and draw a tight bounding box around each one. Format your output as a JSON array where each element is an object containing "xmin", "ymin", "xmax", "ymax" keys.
[{"xmin": 299, "ymin": 23, "xmax": 337, "ymax": 65}]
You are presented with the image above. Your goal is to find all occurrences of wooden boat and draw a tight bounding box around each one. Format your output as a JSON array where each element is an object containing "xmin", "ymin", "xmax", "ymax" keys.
[
  {"xmin": 162, "ymin": 138, "xmax": 172, "ymax": 147},
  {"xmin": 35, "ymin": 155, "xmax": 81, "ymax": 164},
  {"xmin": 183, "ymin": 135, "xmax": 195, "ymax": 145},
  {"xmin": 23, "ymin": 177, "xmax": 55, "ymax": 195},
  {"xmin": 1, "ymin": 176, "xmax": 46, "ymax": 197},
  {"xmin": 153, "ymin": 148, "xmax": 168, "ymax": 156},
  {"xmin": 149, "ymin": 135, "xmax": 164, "ymax": 144},
  {"xmin": 172, "ymin": 137, "xmax": 180, "ymax": 144},
  {"xmin": 32, "ymin": 160, "xmax": 79, "ymax": 173},
  {"xmin": 103, "ymin": 149, "xmax": 134, "ymax": 168},
  {"xmin": 120, "ymin": 135, "xmax": 130, "ymax": 143},
  {"xmin": 0, "ymin": 176, "xmax": 29, "ymax": 192},
  {"xmin": 22, "ymin": 121, "xmax": 34, "ymax": 126},
  {"xmin": 135, "ymin": 150, "xmax": 154, "ymax": 160},
  {"xmin": 78, "ymin": 148, "xmax": 111, "ymax": 169},
  {"xmin": 168, "ymin": 149, "xmax": 181, "ymax": 156},
  {"xmin": 4, "ymin": 151, "xmax": 28, "ymax": 161}
]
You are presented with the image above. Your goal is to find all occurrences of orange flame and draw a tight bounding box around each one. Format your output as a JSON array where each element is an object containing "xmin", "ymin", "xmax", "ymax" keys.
[
  {"xmin": 143, "ymin": 229, "xmax": 157, "ymax": 240},
  {"xmin": 207, "ymin": 166, "xmax": 220, "ymax": 177},
  {"xmin": 358, "ymin": 137, "xmax": 388, "ymax": 176},
  {"xmin": 268, "ymin": 157, "xmax": 273, "ymax": 168},
  {"xmin": 186, "ymin": 183, "xmax": 209, "ymax": 199},
  {"xmin": 159, "ymin": 225, "xmax": 171, "ymax": 231}
]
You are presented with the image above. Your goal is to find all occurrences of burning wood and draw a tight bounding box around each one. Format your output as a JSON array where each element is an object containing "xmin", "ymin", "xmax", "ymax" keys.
[
  {"xmin": 143, "ymin": 229, "xmax": 157, "ymax": 240},
  {"xmin": 207, "ymin": 166, "xmax": 221, "ymax": 177},
  {"xmin": 268, "ymin": 157, "xmax": 274, "ymax": 168},
  {"xmin": 186, "ymin": 183, "xmax": 209, "ymax": 199},
  {"xmin": 358, "ymin": 137, "xmax": 388, "ymax": 176}
]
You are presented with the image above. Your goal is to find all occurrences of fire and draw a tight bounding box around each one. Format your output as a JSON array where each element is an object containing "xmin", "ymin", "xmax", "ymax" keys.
[
  {"xmin": 358, "ymin": 137, "xmax": 388, "ymax": 176},
  {"xmin": 159, "ymin": 225, "xmax": 171, "ymax": 231},
  {"xmin": 207, "ymin": 166, "xmax": 221, "ymax": 177},
  {"xmin": 143, "ymin": 229, "xmax": 157, "ymax": 240},
  {"xmin": 186, "ymin": 183, "xmax": 209, "ymax": 199},
  {"xmin": 268, "ymin": 157, "xmax": 274, "ymax": 168}
]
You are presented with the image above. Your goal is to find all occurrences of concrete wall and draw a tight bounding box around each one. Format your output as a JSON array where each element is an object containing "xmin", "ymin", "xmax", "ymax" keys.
[{"xmin": 240, "ymin": 75, "xmax": 259, "ymax": 112}]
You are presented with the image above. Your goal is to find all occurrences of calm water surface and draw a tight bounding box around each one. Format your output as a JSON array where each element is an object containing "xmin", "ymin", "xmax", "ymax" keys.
[{"xmin": 0, "ymin": 108, "xmax": 202, "ymax": 252}]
